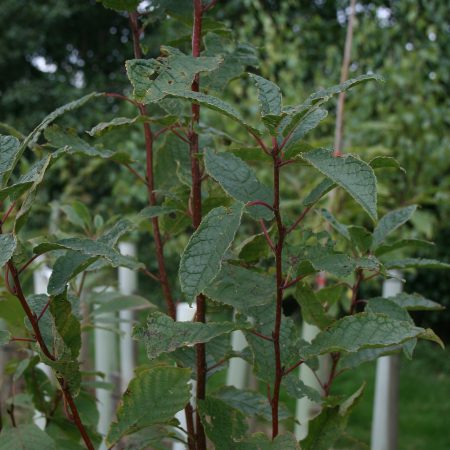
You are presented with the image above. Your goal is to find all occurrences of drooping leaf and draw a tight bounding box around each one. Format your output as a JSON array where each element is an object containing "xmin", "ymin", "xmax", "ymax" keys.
[
  {"xmin": 385, "ymin": 258, "xmax": 450, "ymax": 270},
  {"xmin": 386, "ymin": 292, "xmax": 444, "ymax": 311},
  {"xmin": 164, "ymin": 89, "xmax": 261, "ymax": 136},
  {"xmin": 305, "ymin": 313, "xmax": 425, "ymax": 358},
  {"xmin": 14, "ymin": 155, "xmax": 52, "ymax": 231},
  {"xmin": 49, "ymin": 290, "xmax": 81, "ymax": 359},
  {"xmin": 339, "ymin": 346, "xmax": 401, "ymax": 370},
  {"xmin": 126, "ymin": 52, "xmax": 221, "ymax": 104},
  {"xmin": 0, "ymin": 134, "xmax": 20, "ymax": 186},
  {"xmin": 106, "ymin": 366, "xmax": 191, "ymax": 446},
  {"xmin": 179, "ymin": 203, "xmax": 243, "ymax": 302},
  {"xmin": 372, "ymin": 205, "xmax": 417, "ymax": 249},
  {"xmin": 45, "ymin": 125, "xmax": 131, "ymax": 164},
  {"xmin": 295, "ymin": 285, "xmax": 333, "ymax": 329},
  {"xmin": 138, "ymin": 205, "xmax": 178, "ymax": 219},
  {"xmin": 300, "ymin": 384, "xmax": 365, "ymax": 450},
  {"xmin": 3, "ymin": 92, "xmax": 100, "ymax": 186},
  {"xmin": 34, "ymin": 238, "xmax": 144, "ymax": 271},
  {"xmin": 134, "ymin": 312, "xmax": 240, "ymax": 359},
  {"xmin": 205, "ymin": 150, "xmax": 273, "ymax": 220},
  {"xmin": 0, "ymin": 233, "xmax": 16, "ymax": 267},
  {"xmin": 302, "ymin": 149, "xmax": 378, "ymax": 221},
  {"xmin": 198, "ymin": 397, "xmax": 249, "ymax": 450},
  {"xmin": 303, "ymin": 178, "xmax": 335, "ymax": 207},
  {"xmin": 0, "ymin": 424, "xmax": 56, "ymax": 450},
  {"xmin": 87, "ymin": 116, "xmax": 142, "ymax": 136}
]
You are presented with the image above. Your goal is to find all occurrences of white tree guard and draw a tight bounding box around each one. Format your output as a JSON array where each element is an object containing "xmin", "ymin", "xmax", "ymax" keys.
[
  {"xmin": 371, "ymin": 270, "xmax": 403, "ymax": 450},
  {"xmin": 118, "ymin": 242, "xmax": 138, "ymax": 393},
  {"xmin": 173, "ymin": 302, "xmax": 197, "ymax": 450},
  {"xmin": 226, "ymin": 329, "xmax": 250, "ymax": 390}
]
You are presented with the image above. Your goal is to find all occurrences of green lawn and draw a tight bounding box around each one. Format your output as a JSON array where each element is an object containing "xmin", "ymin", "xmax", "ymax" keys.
[{"xmin": 330, "ymin": 342, "xmax": 450, "ymax": 450}]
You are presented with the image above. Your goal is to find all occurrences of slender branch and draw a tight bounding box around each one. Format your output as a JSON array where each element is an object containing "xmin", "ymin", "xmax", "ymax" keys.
[
  {"xmin": 17, "ymin": 255, "xmax": 39, "ymax": 275},
  {"xmin": 139, "ymin": 267, "xmax": 161, "ymax": 283},
  {"xmin": 283, "ymin": 359, "xmax": 304, "ymax": 376},
  {"xmin": 259, "ymin": 219, "xmax": 275, "ymax": 252},
  {"xmin": 37, "ymin": 297, "xmax": 52, "ymax": 322},
  {"xmin": 286, "ymin": 205, "xmax": 312, "ymax": 234},
  {"xmin": 103, "ymin": 92, "xmax": 138, "ymax": 107},
  {"xmin": 123, "ymin": 163, "xmax": 148, "ymax": 186},
  {"xmin": 171, "ymin": 128, "xmax": 190, "ymax": 144},
  {"xmin": 250, "ymin": 330, "xmax": 273, "ymax": 342},
  {"xmin": 128, "ymin": 10, "xmax": 177, "ymax": 321},
  {"xmin": 11, "ymin": 337, "xmax": 36, "ymax": 343},
  {"xmin": 0, "ymin": 201, "xmax": 17, "ymax": 225},
  {"xmin": 333, "ymin": 0, "xmax": 357, "ymax": 157},
  {"xmin": 278, "ymin": 159, "xmax": 297, "ymax": 168},
  {"xmin": 249, "ymin": 131, "xmax": 270, "ymax": 155},
  {"xmin": 206, "ymin": 357, "xmax": 228, "ymax": 372},
  {"xmin": 246, "ymin": 200, "xmax": 274, "ymax": 211},
  {"xmin": 282, "ymin": 274, "xmax": 305, "ymax": 290},
  {"xmin": 190, "ymin": 2, "xmax": 208, "ymax": 448}
]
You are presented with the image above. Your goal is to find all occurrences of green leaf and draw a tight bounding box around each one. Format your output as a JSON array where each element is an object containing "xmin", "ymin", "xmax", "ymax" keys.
[
  {"xmin": 283, "ymin": 374, "xmax": 322, "ymax": 403},
  {"xmin": 385, "ymin": 258, "xmax": 450, "ymax": 270},
  {"xmin": 14, "ymin": 155, "xmax": 53, "ymax": 231},
  {"xmin": 45, "ymin": 125, "xmax": 131, "ymax": 164},
  {"xmin": 375, "ymin": 238, "xmax": 434, "ymax": 257},
  {"xmin": 283, "ymin": 108, "xmax": 328, "ymax": 155},
  {"xmin": 295, "ymin": 285, "xmax": 333, "ymax": 329},
  {"xmin": 302, "ymin": 149, "xmax": 378, "ymax": 221},
  {"xmin": 179, "ymin": 203, "xmax": 243, "ymax": 302},
  {"xmin": 126, "ymin": 53, "xmax": 221, "ymax": 104},
  {"xmin": 49, "ymin": 290, "xmax": 81, "ymax": 359},
  {"xmin": 243, "ymin": 432, "xmax": 301, "ymax": 449},
  {"xmin": 319, "ymin": 209, "xmax": 350, "ymax": 240},
  {"xmin": 212, "ymin": 386, "xmax": 289, "ymax": 421},
  {"xmin": 0, "ymin": 330, "xmax": 11, "ymax": 346},
  {"xmin": 164, "ymin": 90, "xmax": 261, "ymax": 136},
  {"xmin": 305, "ymin": 313, "xmax": 424, "ymax": 358},
  {"xmin": 0, "ymin": 424, "xmax": 56, "ymax": 450},
  {"xmin": 339, "ymin": 346, "xmax": 401, "ymax": 370},
  {"xmin": 34, "ymin": 238, "xmax": 144, "ymax": 271},
  {"xmin": 107, "ymin": 367, "xmax": 191, "ymax": 446},
  {"xmin": 348, "ymin": 226, "xmax": 373, "ymax": 253},
  {"xmin": 48, "ymin": 252, "xmax": 98, "ymax": 296},
  {"xmin": 0, "ymin": 134, "xmax": 20, "ymax": 186},
  {"xmin": 301, "ymin": 384, "xmax": 365, "ymax": 450},
  {"xmin": 3, "ymin": 92, "xmax": 100, "ymax": 186},
  {"xmin": 198, "ymin": 397, "xmax": 249, "ymax": 450},
  {"xmin": 0, "ymin": 233, "xmax": 16, "ymax": 267},
  {"xmin": 99, "ymin": 0, "xmax": 140, "ymax": 12},
  {"xmin": 90, "ymin": 292, "xmax": 154, "ymax": 315},
  {"xmin": 372, "ymin": 205, "xmax": 417, "ymax": 249},
  {"xmin": 303, "ymin": 178, "xmax": 335, "ymax": 207},
  {"xmin": 369, "ymin": 156, "xmax": 405, "ymax": 172},
  {"xmin": 238, "ymin": 234, "xmax": 269, "ymax": 263},
  {"xmin": 301, "ymin": 245, "xmax": 356, "ymax": 278},
  {"xmin": 249, "ymin": 74, "xmax": 283, "ymax": 134},
  {"xmin": 386, "ymin": 292, "xmax": 444, "ymax": 311},
  {"xmin": 205, "ymin": 150, "xmax": 273, "ymax": 220},
  {"xmin": 87, "ymin": 116, "xmax": 142, "ymax": 136},
  {"xmin": 134, "ymin": 312, "xmax": 240, "ymax": 359},
  {"xmin": 205, "ymin": 263, "xmax": 275, "ymax": 313}
]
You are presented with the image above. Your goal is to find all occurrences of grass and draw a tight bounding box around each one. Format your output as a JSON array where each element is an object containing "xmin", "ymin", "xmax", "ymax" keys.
[{"xmin": 330, "ymin": 341, "xmax": 450, "ymax": 450}]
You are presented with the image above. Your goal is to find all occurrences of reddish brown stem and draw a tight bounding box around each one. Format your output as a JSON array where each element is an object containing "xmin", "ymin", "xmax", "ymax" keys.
[
  {"xmin": 271, "ymin": 145, "xmax": 285, "ymax": 439},
  {"xmin": 283, "ymin": 359, "xmax": 304, "ymax": 376},
  {"xmin": 104, "ymin": 92, "xmax": 138, "ymax": 107},
  {"xmin": 259, "ymin": 219, "xmax": 275, "ymax": 252},
  {"xmin": 5, "ymin": 259, "xmax": 94, "ymax": 449},
  {"xmin": 247, "ymin": 200, "xmax": 274, "ymax": 211},
  {"xmin": 250, "ymin": 330, "xmax": 273, "ymax": 342},
  {"xmin": 0, "ymin": 200, "xmax": 17, "ymax": 225},
  {"xmin": 286, "ymin": 205, "xmax": 312, "ymax": 234},
  {"xmin": 37, "ymin": 297, "xmax": 51, "ymax": 322},
  {"xmin": 11, "ymin": 337, "xmax": 36, "ymax": 343},
  {"xmin": 18, "ymin": 254, "xmax": 39, "ymax": 274},
  {"xmin": 124, "ymin": 163, "xmax": 148, "ymax": 186},
  {"xmin": 190, "ymin": 1, "xmax": 208, "ymax": 448},
  {"xmin": 282, "ymin": 274, "xmax": 305, "ymax": 290}
]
